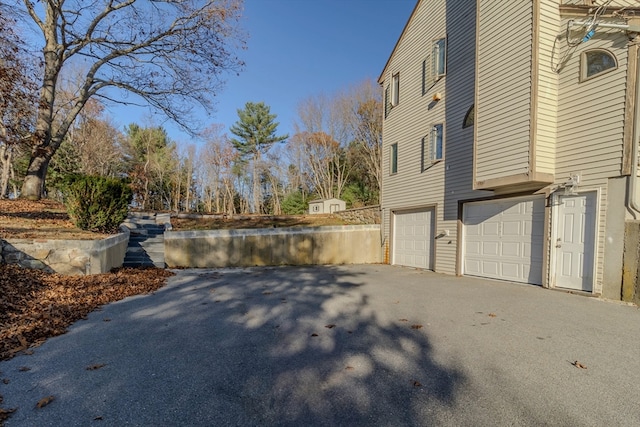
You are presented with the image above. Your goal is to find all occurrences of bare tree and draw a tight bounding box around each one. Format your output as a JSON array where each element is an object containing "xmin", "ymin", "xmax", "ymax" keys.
[
  {"xmin": 0, "ymin": 6, "xmax": 38, "ymax": 198},
  {"xmin": 292, "ymin": 93, "xmax": 351, "ymax": 200},
  {"xmin": 290, "ymin": 131, "xmax": 348, "ymax": 200},
  {"xmin": 200, "ymin": 124, "xmax": 238, "ymax": 214},
  {"xmin": 342, "ymin": 79, "xmax": 383, "ymax": 194},
  {"xmin": 65, "ymin": 98, "xmax": 125, "ymax": 177},
  {"xmin": 15, "ymin": 0, "xmax": 245, "ymax": 199}
]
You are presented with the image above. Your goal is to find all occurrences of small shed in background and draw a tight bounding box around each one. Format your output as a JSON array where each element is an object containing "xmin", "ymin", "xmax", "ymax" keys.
[{"xmin": 308, "ymin": 198, "xmax": 346, "ymax": 214}]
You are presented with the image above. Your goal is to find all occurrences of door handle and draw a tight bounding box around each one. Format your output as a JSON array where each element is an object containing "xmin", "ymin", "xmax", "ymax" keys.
[{"xmin": 556, "ymin": 238, "xmax": 562, "ymax": 248}]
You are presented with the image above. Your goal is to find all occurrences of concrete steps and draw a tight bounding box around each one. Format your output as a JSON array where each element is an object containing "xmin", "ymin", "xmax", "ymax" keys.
[{"xmin": 122, "ymin": 213, "xmax": 168, "ymax": 268}]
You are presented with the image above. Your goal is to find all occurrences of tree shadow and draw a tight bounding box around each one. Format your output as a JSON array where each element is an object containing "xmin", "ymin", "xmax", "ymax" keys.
[{"xmin": 0, "ymin": 266, "xmax": 466, "ymax": 426}]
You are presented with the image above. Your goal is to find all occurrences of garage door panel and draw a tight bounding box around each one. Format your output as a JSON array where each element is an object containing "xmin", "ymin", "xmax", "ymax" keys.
[
  {"xmin": 501, "ymin": 263, "xmax": 521, "ymax": 279},
  {"xmin": 502, "ymin": 242, "xmax": 520, "ymax": 256},
  {"xmin": 464, "ymin": 197, "xmax": 544, "ymax": 285},
  {"xmin": 483, "ymin": 222, "xmax": 499, "ymax": 236},
  {"xmin": 393, "ymin": 209, "xmax": 434, "ymax": 270},
  {"xmin": 483, "ymin": 242, "xmax": 499, "ymax": 256},
  {"xmin": 502, "ymin": 221, "xmax": 522, "ymax": 235}
]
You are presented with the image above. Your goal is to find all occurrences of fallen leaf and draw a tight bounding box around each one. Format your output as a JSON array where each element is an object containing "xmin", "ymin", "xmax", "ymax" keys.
[
  {"xmin": 94, "ymin": 416, "xmax": 103, "ymax": 421},
  {"xmin": 262, "ymin": 291, "xmax": 272, "ymax": 295},
  {"xmin": 411, "ymin": 324, "xmax": 423, "ymax": 329},
  {"xmin": 488, "ymin": 313, "xmax": 497, "ymax": 318},
  {"xmin": 571, "ymin": 360, "xmax": 587, "ymax": 369},
  {"xmin": 412, "ymin": 380, "xmax": 422, "ymax": 387},
  {"xmin": 36, "ymin": 395, "xmax": 54, "ymax": 408},
  {"xmin": 18, "ymin": 366, "xmax": 30, "ymax": 372},
  {"xmin": 345, "ymin": 366, "xmax": 354, "ymax": 371},
  {"xmin": 325, "ymin": 324, "xmax": 336, "ymax": 329},
  {"xmin": 23, "ymin": 350, "xmax": 34, "ymax": 355},
  {"xmin": 311, "ymin": 333, "xmax": 319, "ymax": 337},
  {"xmin": 103, "ymin": 318, "xmax": 111, "ymax": 322},
  {"xmin": 399, "ymin": 318, "xmax": 409, "ymax": 322},
  {"xmin": 0, "ymin": 407, "xmax": 17, "ymax": 421},
  {"xmin": 86, "ymin": 364, "xmax": 106, "ymax": 371},
  {"xmin": 2, "ymin": 379, "xmax": 8, "ymax": 384}
]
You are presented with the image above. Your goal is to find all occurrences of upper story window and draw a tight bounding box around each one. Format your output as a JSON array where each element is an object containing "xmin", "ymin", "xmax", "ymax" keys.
[
  {"xmin": 433, "ymin": 38, "xmax": 446, "ymax": 79},
  {"xmin": 390, "ymin": 143, "xmax": 398, "ymax": 174},
  {"xmin": 421, "ymin": 124, "xmax": 444, "ymax": 171},
  {"xmin": 581, "ymin": 49, "xmax": 617, "ymax": 81},
  {"xmin": 422, "ymin": 37, "xmax": 447, "ymax": 95},
  {"xmin": 391, "ymin": 73, "xmax": 400, "ymax": 107},
  {"xmin": 431, "ymin": 124, "xmax": 444, "ymax": 162},
  {"xmin": 463, "ymin": 104, "xmax": 474, "ymax": 129}
]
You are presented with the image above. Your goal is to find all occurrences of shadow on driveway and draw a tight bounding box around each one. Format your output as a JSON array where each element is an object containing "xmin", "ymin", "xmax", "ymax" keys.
[{"xmin": 0, "ymin": 265, "xmax": 465, "ymax": 426}]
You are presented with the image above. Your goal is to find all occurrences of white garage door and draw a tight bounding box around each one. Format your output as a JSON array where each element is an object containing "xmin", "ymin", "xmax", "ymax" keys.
[
  {"xmin": 463, "ymin": 197, "xmax": 544, "ymax": 285},
  {"xmin": 393, "ymin": 209, "xmax": 434, "ymax": 269}
]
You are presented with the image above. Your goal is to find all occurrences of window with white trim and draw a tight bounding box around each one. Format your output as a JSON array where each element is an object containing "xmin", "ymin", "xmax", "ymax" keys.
[
  {"xmin": 421, "ymin": 125, "xmax": 444, "ymax": 170},
  {"xmin": 433, "ymin": 38, "xmax": 446, "ymax": 79},
  {"xmin": 390, "ymin": 143, "xmax": 398, "ymax": 174},
  {"xmin": 430, "ymin": 124, "xmax": 443, "ymax": 162},
  {"xmin": 422, "ymin": 38, "xmax": 446, "ymax": 95},
  {"xmin": 391, "ymin": 73, "xmax": 400, "ymax": 107},
  {"xmin": 581, "ymin": 49, "xmax": 617, "ymax": 81}
]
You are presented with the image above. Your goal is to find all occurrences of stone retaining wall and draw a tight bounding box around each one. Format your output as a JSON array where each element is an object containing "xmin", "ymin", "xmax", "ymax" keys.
[
  {"xmin": 334, "ymin": 205, "xmax": 380, "ymax": 224},
  {"xmin": 0, "ymin": 228, "xmax": 129, "ymax": 275},
  {"xmin": 165, "ymin": 225, "xmax": 382, "ymax": 268}
]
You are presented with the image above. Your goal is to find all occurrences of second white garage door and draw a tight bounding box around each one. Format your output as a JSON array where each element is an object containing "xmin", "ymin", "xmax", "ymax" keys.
[
  {"xmin": 463, "ymin": 197, "xmax": 544, "ymax": 285},
  {"xmin": 393, "ymin": 209, "xmax": 434, "ymax": 270}
]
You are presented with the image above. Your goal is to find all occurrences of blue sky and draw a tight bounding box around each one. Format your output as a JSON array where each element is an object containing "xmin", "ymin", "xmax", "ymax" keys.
[{"xmin": 110, "ymin": 0, "xmax": 417, "ymax": 145}]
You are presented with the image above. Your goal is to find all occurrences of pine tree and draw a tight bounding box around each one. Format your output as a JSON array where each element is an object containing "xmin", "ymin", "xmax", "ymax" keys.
[{"xmin": 229, "ymin": 102, "xmax": 287, "ymax": 213}]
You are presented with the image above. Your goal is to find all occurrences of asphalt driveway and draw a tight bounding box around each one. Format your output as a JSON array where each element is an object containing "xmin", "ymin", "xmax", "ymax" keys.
[{"xmin": 1, "ymin": 265, "xmax": 639, "ymax": 426}]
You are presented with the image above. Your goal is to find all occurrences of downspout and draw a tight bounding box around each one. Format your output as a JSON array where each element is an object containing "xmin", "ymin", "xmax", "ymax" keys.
[{"xmin": 629, "ymin": 38, "xmax": 640, "ymax": 219}]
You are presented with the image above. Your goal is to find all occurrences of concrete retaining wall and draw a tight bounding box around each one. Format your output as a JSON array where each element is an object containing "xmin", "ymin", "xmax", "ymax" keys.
[
  {"xmin": 0, "ymin": 228, "xmax": 129, "ymax": 275},
  {"xmin": 165, "ymin": 225, "xmax": 382, "ymax": 268},
  {"xmin": 622, "ymin": 221, "xmax": 640, "ymax": 305}
]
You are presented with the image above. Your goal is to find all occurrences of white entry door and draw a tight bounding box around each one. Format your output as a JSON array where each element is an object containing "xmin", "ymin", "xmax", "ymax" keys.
[
  {"xmin": 554, "ymin": 192, "xmax": 596, "ymax": 291},
  {"xmin": 393, "ymin": 209, "xmax": 434, "ymax": 269}
]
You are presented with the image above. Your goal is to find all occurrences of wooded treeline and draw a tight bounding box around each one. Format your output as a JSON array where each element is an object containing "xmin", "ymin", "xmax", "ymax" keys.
[{"xmin": 2, "ymin": 79, "xmax": 382, "ymax": 214}]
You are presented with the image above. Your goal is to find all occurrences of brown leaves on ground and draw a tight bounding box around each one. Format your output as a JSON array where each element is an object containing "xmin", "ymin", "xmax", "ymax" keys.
[
  {"xmin": 0, "ymin": 407, "xmax": 17, "ymax": 423},
  {"xmin": 0, "ymin": 199, "xmax": 109, "ymax": 240},
  {"xmin": 0, "ymin": 264, "xmax": 174, "ymax": 361},
  {"xmin": 86, "ymin": 364, "xmax": 106, "ymax": 371},
  {"xmin": 35, "ymin": 396, "xmax": 54, "ymax": 409},
  {"xmin": 571, "ymin": 360, "xmax": 587, "ymax": 369}
]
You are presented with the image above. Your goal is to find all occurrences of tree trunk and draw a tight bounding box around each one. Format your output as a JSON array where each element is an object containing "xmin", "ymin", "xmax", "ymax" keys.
[
  {"xmin": 0, "ymin": 145, "xmax": 11, "ymax": 198},
  {"xmin": 21, "ymin": 153, "xmax": 50, "ymax": 200}
]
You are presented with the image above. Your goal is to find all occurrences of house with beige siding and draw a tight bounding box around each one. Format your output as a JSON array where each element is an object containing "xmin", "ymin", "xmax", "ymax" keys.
[{"xmin": 379, "ymin": 0, "xmax": 640, "ymax": 300}]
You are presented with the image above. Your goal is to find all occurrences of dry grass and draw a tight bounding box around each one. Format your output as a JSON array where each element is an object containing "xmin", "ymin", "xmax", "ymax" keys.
[{"xmin": 172, "ymin": 214, "xmax": 348, "ymax": 231}]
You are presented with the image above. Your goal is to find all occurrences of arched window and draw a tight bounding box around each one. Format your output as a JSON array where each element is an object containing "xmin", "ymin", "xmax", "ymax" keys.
[
  {"xmin": 462, "ymin": 104, "xmax": 474, "ymax": 129},
  {"xmin": 581, "ymin": 49, "xmax": 617, "ymax": 81}
]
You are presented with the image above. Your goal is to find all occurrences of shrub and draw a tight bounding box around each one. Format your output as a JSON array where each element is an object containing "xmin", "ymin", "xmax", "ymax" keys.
[
  {"xmin": 62, "ymin": 175, "xmax": 132, "ymax": 233},
  {"xmin": 281, "ymin": 191, "xmax": 308, "ymax": 215}
]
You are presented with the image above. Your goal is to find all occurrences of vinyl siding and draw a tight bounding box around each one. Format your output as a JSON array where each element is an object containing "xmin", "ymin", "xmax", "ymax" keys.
[
  {"xmin": 556, "ymin": 22, "xmax": 629, "ymax": 293},
  {"xmin": 535, "ymin": 0, "xmax": 559, "ymax": 175},
  {"xmin": 475, "ymin": 0, "xmax": 533, "ymax": 182},
  {"xmin": 380, "ymin": 0, "xmax": 486, "ymax": 275},
  {"xmin": 561, "ymin": 0, "xmax": 638, "ymax": 6}
]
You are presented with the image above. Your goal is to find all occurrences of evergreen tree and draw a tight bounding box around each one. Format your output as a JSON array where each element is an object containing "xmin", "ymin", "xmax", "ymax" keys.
[{"xmin": 229, "ymin": 102, "xmax": 288, "ymax": 213}]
